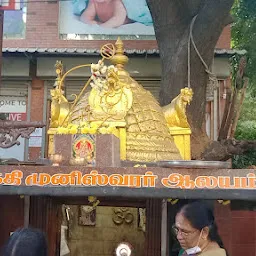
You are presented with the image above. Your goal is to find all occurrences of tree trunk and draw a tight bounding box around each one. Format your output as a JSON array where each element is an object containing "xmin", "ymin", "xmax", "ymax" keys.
[
  {"xmin": 218, "ymin": 87, "xmax": 232, "ymax": 140},
  {"xmin": 202, "ymin": 139, "xmax": 256, "ymax": 161},
  {"xmin": 222, "ymin": 87, "xmax": 238, "ymax": 139},
  {"xmin": 146, "ymin": 0, "xmax": 234, "ymax": 131},
  {"xmin": 146, "ymin": 0, "xmax": 234, "ymax": 159},
  {"xmin": 230, "ymin": 78, "xmax": 249, "ymax": 137}
]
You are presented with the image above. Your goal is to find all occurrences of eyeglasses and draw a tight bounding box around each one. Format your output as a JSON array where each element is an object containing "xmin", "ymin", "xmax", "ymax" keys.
[{"xmin": 172, "ymin": 225, "xmax": 197, "ymax": 237}]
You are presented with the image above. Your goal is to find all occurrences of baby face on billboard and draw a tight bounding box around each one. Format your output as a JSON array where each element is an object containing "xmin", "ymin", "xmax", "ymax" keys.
[
  {"xmin": 66, "ymin": 0, "xmax": 154, "ymax": 36},
  {"xmin": 80, "ymin": 0, "xmax": 130, "ymax": 28}
]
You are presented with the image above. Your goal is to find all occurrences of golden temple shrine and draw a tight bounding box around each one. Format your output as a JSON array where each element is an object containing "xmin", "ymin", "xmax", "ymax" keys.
[{"xmin": 48, "ymin": 38, "xmax": 193, "ymax": 162}]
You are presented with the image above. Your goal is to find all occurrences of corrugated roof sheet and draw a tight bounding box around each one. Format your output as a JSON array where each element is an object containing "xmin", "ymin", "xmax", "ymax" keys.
[{"xmin": 3, "ymin": 47, "xmax": 247, "ymax": 56}]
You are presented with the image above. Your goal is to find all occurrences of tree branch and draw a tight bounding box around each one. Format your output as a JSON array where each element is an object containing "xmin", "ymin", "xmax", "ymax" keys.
[
  {"xmin": 191, "ymin": 0, "xmax": 235, "ymax": 66},
  {"xmin": 146, "ymin": 0, "xmax": 204, "ymax": 35},
  {"xmin": 176, "ymin": 0, "xmax": 204, "ymax": 19},
  {"xmin": 147, "ymin": 0, "xmax": 187, "ymax": 25},
  {"xmin": 201, "ymin": 139, "xmax": 256, "ymax": 161}
]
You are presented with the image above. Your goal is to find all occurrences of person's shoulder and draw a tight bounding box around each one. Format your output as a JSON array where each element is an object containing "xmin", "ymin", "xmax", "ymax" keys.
[
  {"xmin": 201, "ymin": 248, "xmax": 227, "ymax": 256},
  {"xmin": 216, "ymin": 248, "xmax": 227, "ymax": 256}
]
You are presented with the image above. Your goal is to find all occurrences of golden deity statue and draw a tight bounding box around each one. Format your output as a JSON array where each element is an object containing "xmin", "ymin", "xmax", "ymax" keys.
[
  {"xmin": 48, "ymin": 38, "xmax": 193, "ymax": 161},
  {"xmin": 49, "ymin": 61, "xmax": 70, "ymax": 128}
]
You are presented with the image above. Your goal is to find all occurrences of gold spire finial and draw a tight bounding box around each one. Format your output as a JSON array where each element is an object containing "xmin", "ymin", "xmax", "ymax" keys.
[
  {"xmin": 111, "ymin": 37, "xmax": 128, "ymax": 68},
  {"xmin": 115, "ymin": 37, "xmax": 124, "ymax": 55}
]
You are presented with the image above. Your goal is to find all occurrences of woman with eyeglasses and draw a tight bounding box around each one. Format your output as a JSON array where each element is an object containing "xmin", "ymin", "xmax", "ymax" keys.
[{"xmin": 173, "ymin": 201, "xmax": 227, "ymax": 256}]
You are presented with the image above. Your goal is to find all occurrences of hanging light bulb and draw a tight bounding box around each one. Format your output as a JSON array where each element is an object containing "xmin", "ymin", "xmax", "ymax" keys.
[{"xmin": 115, "ymin": 242, "xmax": 132, "ymax": 256}]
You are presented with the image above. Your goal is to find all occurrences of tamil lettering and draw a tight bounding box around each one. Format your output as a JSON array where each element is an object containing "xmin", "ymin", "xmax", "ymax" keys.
[
  {"xmin": 161, "ymin": 173, "xmax": 195, "ymax": 189},
  {"xmin": 161, "ymin": 173, "xmax": 256, "ymax": 189},
  {"xmin": 24, "ymin": 171, "xmax": 158, "ymax": 188},
  {"xmin": 0, "ymin": 170, "xmax": 23, "ymax": 185},
  {"xmin": 0, "ymin": 170, "xmax": 255, "ymax": 190}
]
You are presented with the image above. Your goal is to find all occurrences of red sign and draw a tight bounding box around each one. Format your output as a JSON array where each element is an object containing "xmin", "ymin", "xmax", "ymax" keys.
[
  {"xmin": 0, "ymin": 113, "xmax": 27, "ymax": 121},
  {"xmin": 0, "ymin": 0, "xmax": 21, "ymax": 10},
  {"xmin": 6, "ymin": 112, "xmax": 27, "ymax": 121}
]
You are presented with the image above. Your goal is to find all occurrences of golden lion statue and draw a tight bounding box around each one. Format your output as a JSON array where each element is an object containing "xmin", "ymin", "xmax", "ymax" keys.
[{"xmin": 163, "ymin": 87, "xmax": 193, "ymax": 128}]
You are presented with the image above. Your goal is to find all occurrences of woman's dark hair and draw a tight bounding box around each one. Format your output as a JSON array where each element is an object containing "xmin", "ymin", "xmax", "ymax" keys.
[
  {"xmin": 2, "ymin": 227, "xmax": 47, "ymax": 256},
  {"xmin": 177, "ymin": 201, "xmax": 224, "ymax": 248}
]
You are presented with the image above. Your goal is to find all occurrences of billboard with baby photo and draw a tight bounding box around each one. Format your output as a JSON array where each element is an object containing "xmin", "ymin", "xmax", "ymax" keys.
[{"xmin": 59, "ymin": 0, "xmax": 155, "ymax": 40}]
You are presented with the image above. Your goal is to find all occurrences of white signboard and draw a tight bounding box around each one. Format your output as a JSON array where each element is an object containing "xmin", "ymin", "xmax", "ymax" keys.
[
  {"xmin": 30, "ymin": 128, "xmax": 42, "ymax": 137},
  {"xmin": 0, "ymin": 96, "xmax": 27, "ymax": 161},
  {"xmin": 29, "ymin": 128, "xmax": 42, "ymax": 148},
  {"xmin": 0, "ymin": 96, "xmax": 26, "ymax": 113},
  {"xmin": 29, "ymin": 137, "xmax": 42, "ymax": 147}
]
